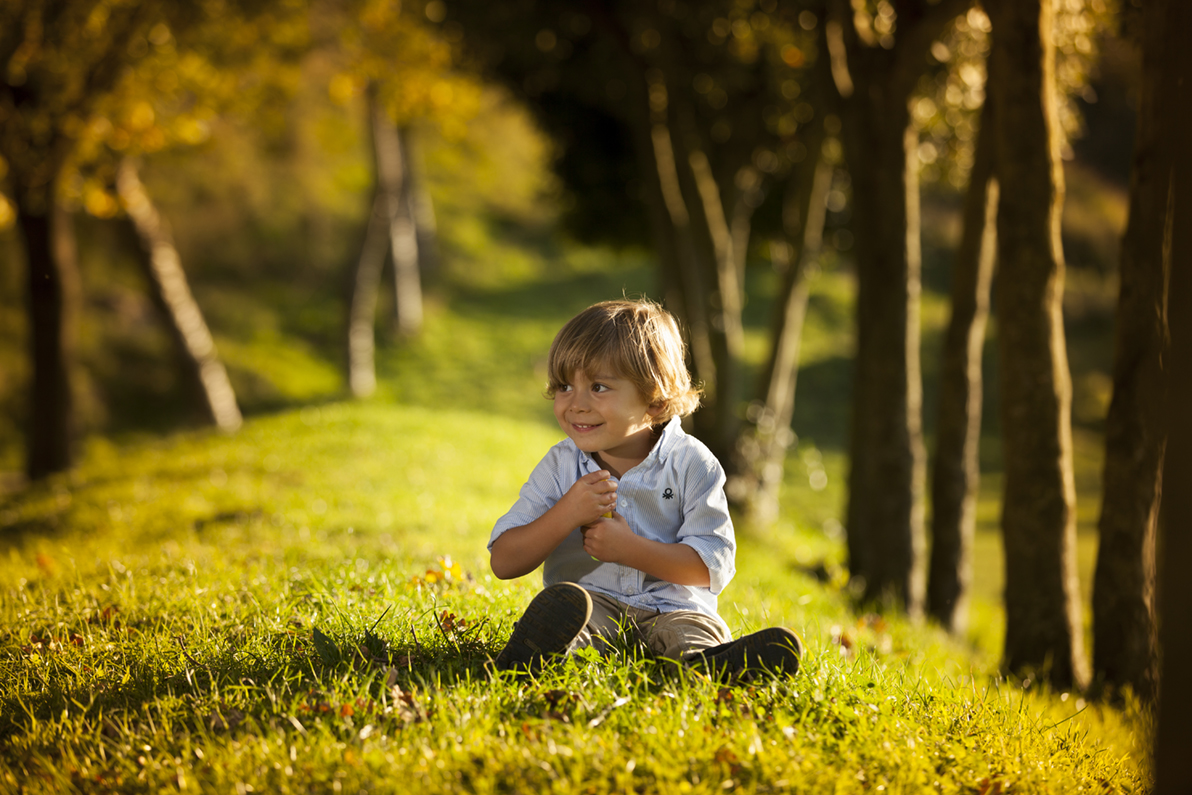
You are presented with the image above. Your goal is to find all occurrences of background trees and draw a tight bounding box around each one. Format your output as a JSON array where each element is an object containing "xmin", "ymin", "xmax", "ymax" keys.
[
  {"xmin": 327, "ymin": 0, "xmax": 480, "ymax": 398},
  {"xmin": 826, "ymin": 0, "xmax": 969, "ymax": 615},
  {"xmin": 1, "ymin": 0, "xmax": 171, "ymax": 479},
  {"xmin": 986, "ymin": 0, "xmax": 1088, "ymax": 689},
  {"xmin": 1090, "ymin": 0, "xmax": 1165, "ymax": 700}
]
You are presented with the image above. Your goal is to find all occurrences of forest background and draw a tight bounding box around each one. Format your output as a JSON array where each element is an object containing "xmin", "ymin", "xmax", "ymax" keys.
[{"xmin": 0, "ymin": 0, "xmax": 1189, "ymax": 791}]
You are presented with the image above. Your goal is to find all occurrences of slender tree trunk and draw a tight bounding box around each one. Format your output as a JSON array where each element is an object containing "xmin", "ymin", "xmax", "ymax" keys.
[
  {"xmin": 389, "ymin": 123, "xmax": 423, "ymax": 338},
  {"xmin": 347, "ymin": 188, "xmax": 390, "ymax": 398},
  {"xmin": 739, "ymin": 133, "xmax": 833, "ymax": 522},
  {"xmin": 401, "ymin": 123, "xmax": 439, "ymax": 275},
  {"xmin": 829, "ymin": 0, "xmax": 971, "ymax": 613},
  {"xmin": 1152, "ymin": 0, "xmax": 1192, "ymax": 787},
  {"xmin": 1091, "ymin": 0, "xmax": 1168, "ymax": 701},
  {"xmin": 670, "ymin": 117, "xmax": 743, "ymax": 466},
  {"xmin": 11, "ymin": 172, "xmax": 79, "ymax": 480},
  {"xmin": 628, "ymin": 77, "xmax": 716, "ymax": 394},
  {"xmin": 927, "ymin": 91, "xmax": 998, "ymax": 633},
  {"xmin": 626, "ymin": 66, "xmax": 735, "ymax": 464},
  {"xmin": 987, "ymin": 0, "xmax": 1088, "ymax": 690},
  {"xmin": 346, "ymin": 85, "xmax": 424, "ymax": 397},
  {"xmin": 116, "ymin": 160, "xmax": 242, "ymax": 432}
]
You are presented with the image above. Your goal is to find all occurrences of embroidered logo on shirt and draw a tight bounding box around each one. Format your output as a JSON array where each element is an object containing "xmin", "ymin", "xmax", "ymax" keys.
[{"xmin": 662, "ymin": 488, "xmax": 674, "ymax": 500}]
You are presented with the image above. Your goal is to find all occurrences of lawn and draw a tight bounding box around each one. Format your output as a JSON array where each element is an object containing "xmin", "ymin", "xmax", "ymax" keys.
[{"xmin": 0, "ymin": 257, "xmax": 1151, "ymax": 793}]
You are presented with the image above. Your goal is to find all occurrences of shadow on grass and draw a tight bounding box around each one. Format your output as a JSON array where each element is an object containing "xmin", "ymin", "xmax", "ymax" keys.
[{"xmin": 0, "ymin": 618, "xmax": 499, "ymax": 743}]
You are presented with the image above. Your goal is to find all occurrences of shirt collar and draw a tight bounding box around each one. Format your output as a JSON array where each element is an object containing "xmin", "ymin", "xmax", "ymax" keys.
[{"xmin": 575, "ymin": 416, "xmax": 683, "ymax": 473}]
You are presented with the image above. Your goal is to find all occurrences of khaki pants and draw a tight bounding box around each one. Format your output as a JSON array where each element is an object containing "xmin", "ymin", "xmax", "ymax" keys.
[{"xmin": 567, "ymin": 590, "xmax": 732, "ymax": 663}]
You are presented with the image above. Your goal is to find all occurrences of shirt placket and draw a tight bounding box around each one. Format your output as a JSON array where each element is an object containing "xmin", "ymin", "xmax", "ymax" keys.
[{"xmin": 617, "ymin": 470, "xmax": 643, "ymax": 596}]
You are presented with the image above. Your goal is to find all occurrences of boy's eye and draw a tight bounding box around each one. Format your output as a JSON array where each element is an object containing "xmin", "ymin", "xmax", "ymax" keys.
[
  {"xmin": 557, "ymin": 384, "xmax": 573, "ymax": 393},
  {"xmin": 592, "ymin": 383, "xmax": 609, "ymax": 393}
]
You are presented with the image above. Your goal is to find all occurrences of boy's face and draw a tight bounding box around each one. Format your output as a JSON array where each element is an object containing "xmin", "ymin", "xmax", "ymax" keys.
[{"xmin": 553, "ymin": 368, "xmax": 661, "ymax": 464}]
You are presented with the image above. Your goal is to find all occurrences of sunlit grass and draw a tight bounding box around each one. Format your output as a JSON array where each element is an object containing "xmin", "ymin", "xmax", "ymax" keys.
[{"xmin": 0, "ymin": 397, "xmax": 1150, "ymax": 793}]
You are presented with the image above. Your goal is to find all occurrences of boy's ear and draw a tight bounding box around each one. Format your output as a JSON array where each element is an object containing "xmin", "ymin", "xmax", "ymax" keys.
[{"xmin": 646, "ymin": 400, "xmax": 665, "ymax": 418}]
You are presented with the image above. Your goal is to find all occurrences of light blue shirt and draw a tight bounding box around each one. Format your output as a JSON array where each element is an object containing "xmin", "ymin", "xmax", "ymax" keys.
[{"xmin": 489, "ymin": 417, "xmax": 736, "ymax": 618}]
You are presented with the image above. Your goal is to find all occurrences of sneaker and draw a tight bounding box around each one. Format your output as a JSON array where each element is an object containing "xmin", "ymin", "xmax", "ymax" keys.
[
  {"xmin": 699, "ymin": 627, "xmax": 803, "ymax": 680},
  {"xmin": 493, "ymin": 583, "xmax": 592, "ymax": 672}
]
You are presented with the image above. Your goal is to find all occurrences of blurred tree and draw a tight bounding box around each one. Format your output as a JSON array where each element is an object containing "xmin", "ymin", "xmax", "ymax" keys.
[
  {"xmin": 1091, "ymin": 0, "xmax": 1165, "ymax": 702},
  {"xmin": 115, "ymin": 158, "xmax": 241, "ymax": 431},
  {"xmin": 325, "ymin": 0, "xmax": 480, "ymax": 396},
  {"xmin": 448, "ymin": 0, "xmax": 838, "ymax": 521},
  {"xmin": 986, "ymin": 0, "xmax": 1088, "ymax": 690},
  {"xmin": 1153, "ymin": 0, "xmax": 1191, "ymax": 778},
  {"xmin": 0, "ymin": 0, "xmax": 317, "ymax": 478},
  {"xmin": 826, "ymin": 0, "xmax": 970, "ymax": 615},
  {"xmin": 920, "ymin": 0, "xmax": 1114, "ymax": 634},
  {"xmin": 1, "ymin": 0, "xmax": 171, "ymax": 479},
  {"xmin": 926, "ymin": 75, "xmax": 997, "ymax": 634}
]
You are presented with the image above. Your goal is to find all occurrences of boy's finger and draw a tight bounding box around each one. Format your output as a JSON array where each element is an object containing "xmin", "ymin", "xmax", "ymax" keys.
[{"xmin": 583, "ymin": 470, "xmax": 611, "ymax": 483}]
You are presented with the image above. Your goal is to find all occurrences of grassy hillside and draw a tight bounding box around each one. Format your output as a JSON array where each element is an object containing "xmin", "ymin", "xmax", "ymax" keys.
[
  {"xmin": 0, "ymin": 60, "xmax": 1145, "ymax": 789},
  {"xmin": 0, "ymin": 393, "xmax": 1150, "ymax": 793},
  {"xmin": 0, "ymin": 244, "xmax": 1151, "ymax": 791}
]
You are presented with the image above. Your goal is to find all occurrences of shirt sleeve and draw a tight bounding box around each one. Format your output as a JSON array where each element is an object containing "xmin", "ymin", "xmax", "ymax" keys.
[
  {"xmin": 488, "ymin": 444, "xmax": 569, "ymax": 552},
  {"xmin": 676, "ymin": 454, "xmax": 737, "ymax": 595}
]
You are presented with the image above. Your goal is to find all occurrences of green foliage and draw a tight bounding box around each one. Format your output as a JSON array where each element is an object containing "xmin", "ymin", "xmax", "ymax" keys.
[{"xmin": 912, "ymin": 0, "xmax": 1120, "ymax": 190}]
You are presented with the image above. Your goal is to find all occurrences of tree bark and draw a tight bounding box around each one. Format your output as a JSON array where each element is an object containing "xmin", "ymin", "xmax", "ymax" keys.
[
  {"xmin": 666, "ymin": 101, "xmax": 744, "ymax": 466},
  {"xmin": 830, "ymin": 0, "xmax": 973, "ymax": 613},
  {"xmin": 389, "ymin": 123, "xmax": 423, "ymax": 338},
  {"xmin": 347, "ymin": 85, "xmax": 424, "ymax": 397},
  {"xmin": 927, "ymin": 90, "xmax": 999, "ymax": 634},
  {"xmin": 1152, "ymin": 0, "xmax": 1192, "ymax": 788},
  {"xmin": 400, "ymin": 123, "xmax": 439, "ymax": 275},
  {"xmin": 13, "ymin": 181, "xmax": 79, "ymax": 480},
  {"xmin": 1091, "ymin": 0, "xmax": 1167, "ymax": 701},
  {"xmin": 620, "ymin": 61, "xmax": 738, "ymax": 466},
  {"xmin": 987, "ymin": 0, "xmax": 1088, "ymax": 690},
  {"xmin": 116, "ymin": 160, "xmax": 242, "ymax": 432},
  {"xmin": 347, "ymin": 184, "xmax": 390, "ymax": 399},
  {"xmin": 739, "ymin": 130, "xmax": 833, "ymax": 523}
]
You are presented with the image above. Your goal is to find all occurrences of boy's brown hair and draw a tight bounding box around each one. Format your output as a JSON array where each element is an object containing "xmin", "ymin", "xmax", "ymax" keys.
[{"xmin": 546, "ymin": 299, "xmax": 702, "ymax": 424}]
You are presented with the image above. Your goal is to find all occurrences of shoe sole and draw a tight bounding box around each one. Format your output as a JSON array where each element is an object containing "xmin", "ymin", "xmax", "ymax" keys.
[{"xmin": 494, "ymin": 582, "xmax": 592, "ymax": 671}]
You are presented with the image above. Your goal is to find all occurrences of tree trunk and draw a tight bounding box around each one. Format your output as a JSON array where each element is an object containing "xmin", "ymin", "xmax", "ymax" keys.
[
  {"xmin": 1152, "ymin": 0, "xmax": 1191, "ymax": 788},
  {"xmin": 987, "ymin": 0, "xmax": 1088, "ymax": 690},
  {"xmin": 389, "ymin": 124, "xmax": 423, "ymax": 338},
  {"xmin": 365, "ymin": 84, "xmax": 422, "ymax": 339},
  {"xmin": 346, "ymin": 85, "xmax": 424, "ymax": 397},
  {"xmin": 836, "ymin": 50, "xmax": 927, "ymax": 615},
  {"xmin": 669, "ymin": 115, "xmax": 744, "ymax": 466},
  {"xmin": 14, "ymin": 182, "xmax": 79, "ymax": 480},
  {"xmin": 830, "ymin": 0, "xmax": 970, "ymax": 613},
  {"xmin": 927, "ymin": 91, "xmax": 999, "ymax": 634},
  {"xmin": 347, "ymin": 186, "xmax": 390, "ymax": 398},
  {"xmin": 1091, "ymin": 0, "xmax": 1168, "ymax": 701},
  {"xmin": 739, "ymin": 132, "xmax": 833, "ymax": 523},
  {"xmin": 116, "ymin": 160, "xmax": 242, "ymax": 432},
  {"xmin": 401, "ymin": 123, "xmax": 439, "ymax": 275},
  {"xmin": 625, "ymin": 66, "xmax": 738, "ymax": 466}
]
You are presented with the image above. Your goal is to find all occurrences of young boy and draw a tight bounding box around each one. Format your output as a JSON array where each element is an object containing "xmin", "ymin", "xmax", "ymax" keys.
[{"xmin": 488, "ymin": 299, "xmax": 802, "ymax": 679}]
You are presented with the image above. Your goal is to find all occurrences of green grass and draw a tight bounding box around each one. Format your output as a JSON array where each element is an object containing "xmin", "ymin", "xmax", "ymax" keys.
[
  {"xmin": 0, "ymin": 290, "xmax": 1152, "ymax": 793},
  {"xmin": 0, "ymin": 152, "xmax": 1146, "ymax": 791},
  {"xmin": 0, "ymin": 402, "xmax": 1151, "ymax": 793}
]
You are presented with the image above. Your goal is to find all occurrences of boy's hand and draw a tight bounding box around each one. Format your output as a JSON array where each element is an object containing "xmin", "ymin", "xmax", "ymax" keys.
[
  {"xmin": 559, "ymin": 470, "xmax": 618, "ymax": 528},
  {"xmin": 581, "ymin": 512, "xmax": 635, "ymax": 564}
]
